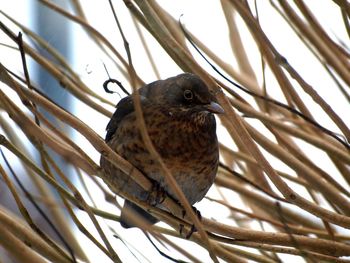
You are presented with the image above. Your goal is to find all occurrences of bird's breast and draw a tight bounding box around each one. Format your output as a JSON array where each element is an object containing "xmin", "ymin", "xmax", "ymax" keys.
[
  {"xmin": 145, "ymin": 107, "xmax": 217, "ymax": 159},
  {"xmin": 109, "ymin": 105, "xmax": 219, "ymax": 204}
]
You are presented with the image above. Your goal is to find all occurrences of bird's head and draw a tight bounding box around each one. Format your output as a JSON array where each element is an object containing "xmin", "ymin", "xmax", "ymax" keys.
[{"xmin": 142, "ymin": 73, "xmax": 224, "ymax": 115}]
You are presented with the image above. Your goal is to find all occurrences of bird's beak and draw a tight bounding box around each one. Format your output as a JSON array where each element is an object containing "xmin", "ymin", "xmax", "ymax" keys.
[{"xmin": 204, "ymin": 101, "xmax": 224, "ymax": 114}]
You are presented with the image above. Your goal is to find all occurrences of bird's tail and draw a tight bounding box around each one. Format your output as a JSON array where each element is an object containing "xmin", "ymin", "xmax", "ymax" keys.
[{"xmin": 120, "ymin": 200, "xmax": 159, "ymax": 228}]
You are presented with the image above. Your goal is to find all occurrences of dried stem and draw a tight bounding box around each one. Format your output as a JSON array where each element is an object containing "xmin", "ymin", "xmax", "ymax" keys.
[{"xmin": 1, "ymin": 1, "xmax": 349, "ymax": 262}]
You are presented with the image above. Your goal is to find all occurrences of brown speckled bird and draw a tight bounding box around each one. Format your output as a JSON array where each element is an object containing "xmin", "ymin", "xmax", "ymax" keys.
[{"xmin": 100, "ymin": 73, "xmax": 223, "ymax": 228}]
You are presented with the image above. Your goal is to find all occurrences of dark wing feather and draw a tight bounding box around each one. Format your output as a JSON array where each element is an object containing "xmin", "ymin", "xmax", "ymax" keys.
[
  {"xmin": 105, "ymin": 96, "xmax": 134, "ymax": 142},
  {"xmin": 104, "ymin": 91, "xmax": 159, "ymax": 228},
  {"xmin": 105, "ymin": 95, "xmax": 151, "ymax": 142}
]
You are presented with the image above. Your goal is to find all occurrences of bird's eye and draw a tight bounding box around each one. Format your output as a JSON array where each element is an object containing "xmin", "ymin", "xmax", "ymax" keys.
[{"xmin": 183, "ymin": 89, "xmax": 193, "ymax": 100}]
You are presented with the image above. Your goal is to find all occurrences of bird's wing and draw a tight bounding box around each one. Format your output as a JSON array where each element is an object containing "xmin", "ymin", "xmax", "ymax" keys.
[
  {"xmin": 105, "ymin": 95, "xmax": 148, "ymax": 142},
  {"xmin": 105, "ymin": 79, "xmax": 163, "ymax": 142}
]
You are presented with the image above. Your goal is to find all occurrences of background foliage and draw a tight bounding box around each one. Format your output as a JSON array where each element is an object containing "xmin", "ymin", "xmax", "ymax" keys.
[{"xmin": 0, "ymin": 0, "xmax": 349, "ymax": 262}]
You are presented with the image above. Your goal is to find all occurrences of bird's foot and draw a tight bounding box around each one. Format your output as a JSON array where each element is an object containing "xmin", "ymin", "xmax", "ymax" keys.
[
  {"xmin": 180, "ymin": 206, "xmax": 202, "ymax": 239},
  {"xmin": 147, "ymin": 182, "xmax": 166, "ymax": 207}
]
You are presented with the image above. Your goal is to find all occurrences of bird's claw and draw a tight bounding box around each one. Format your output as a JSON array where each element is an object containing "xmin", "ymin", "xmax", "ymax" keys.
[
  {"xmin": 180, "ymin": 206, "xmax": 202, "ymax": 239},
  {"xmin": 182, "ymin": 206, "xmax": 202, "ymax": 220},
  {"xmin": 185, "ymin": 224, "xmax": 197, "ymax": 239}
]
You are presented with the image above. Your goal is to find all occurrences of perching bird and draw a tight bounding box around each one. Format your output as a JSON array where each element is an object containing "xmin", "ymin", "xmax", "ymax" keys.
[{"xmin": 100, "ymin": 73, "xmax": 223, "ymax": 228}]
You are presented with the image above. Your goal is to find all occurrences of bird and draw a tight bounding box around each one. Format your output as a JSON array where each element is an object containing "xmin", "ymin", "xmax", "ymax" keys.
[{"xmin": 100, "ymin": 73, "xmax": 223, "ymax": 228}]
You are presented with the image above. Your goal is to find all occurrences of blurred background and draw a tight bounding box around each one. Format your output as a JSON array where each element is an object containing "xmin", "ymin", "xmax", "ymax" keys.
[{"xmin": 0, "ymin": 1, "xmax": 349, "ymax": 262}]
